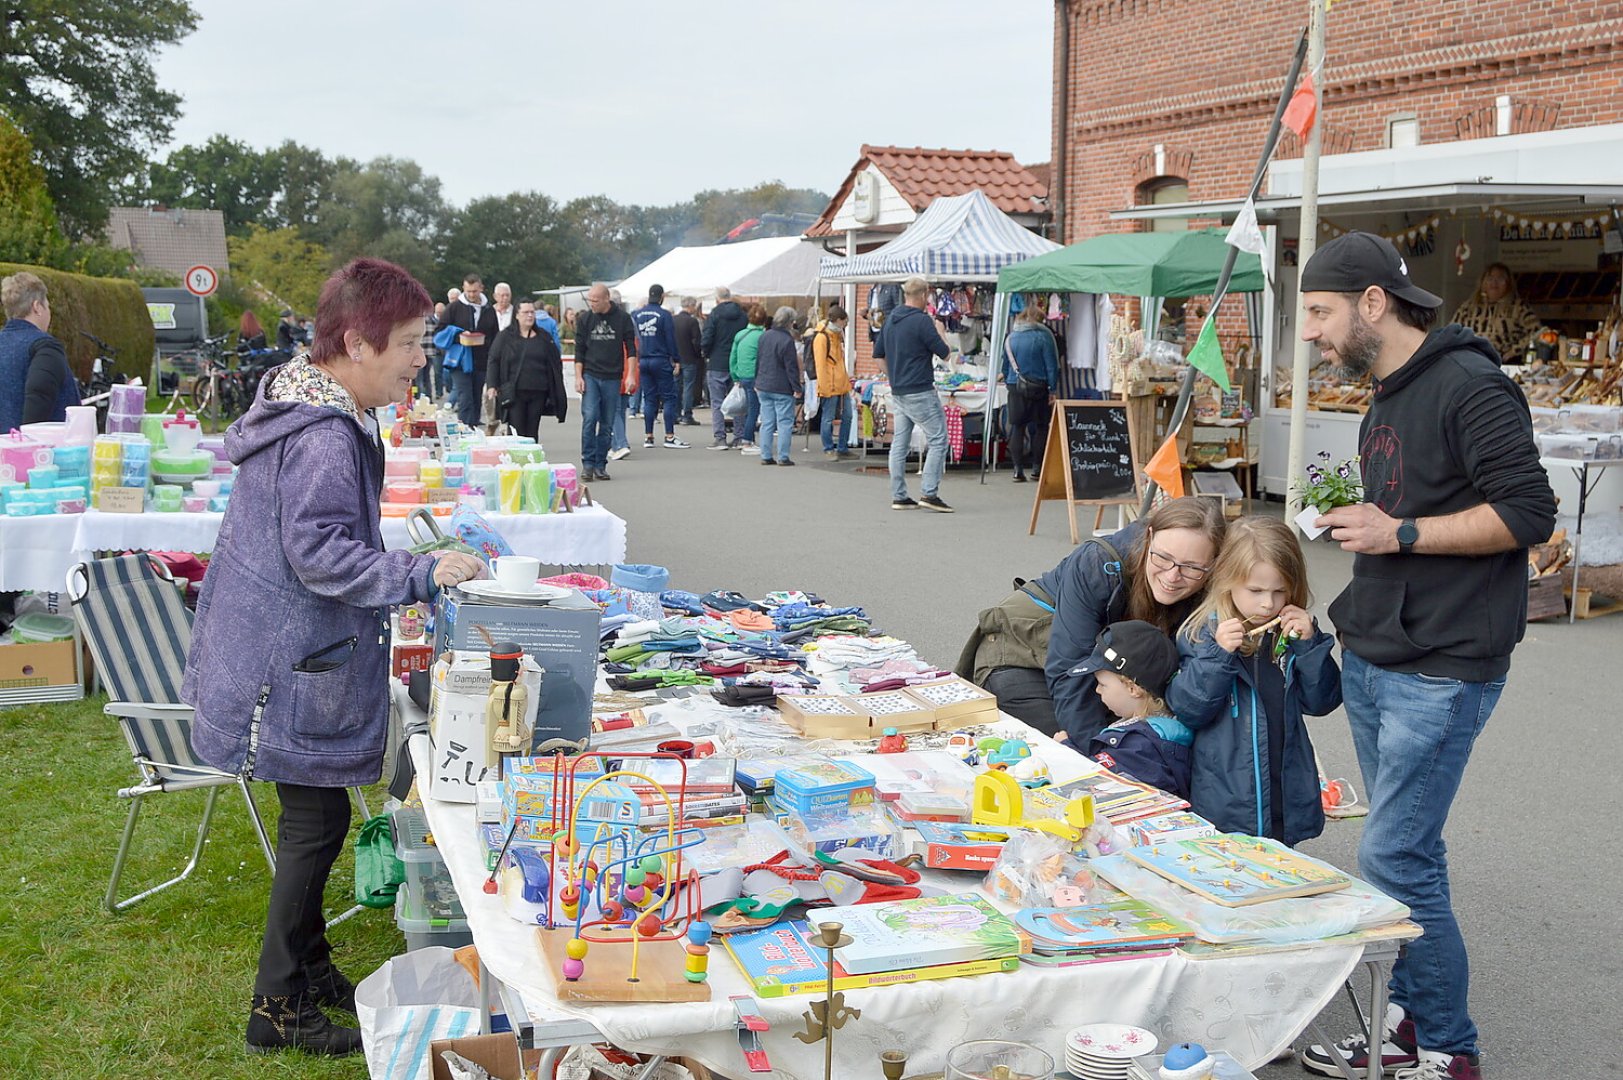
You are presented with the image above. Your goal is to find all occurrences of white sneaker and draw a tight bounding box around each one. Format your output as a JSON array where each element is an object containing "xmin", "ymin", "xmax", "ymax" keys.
[
  {"xmin": 663, "ymin": 437, "xmax": 690, "ymax": 449},
  {"xmin": 738, "ymin": 444, "xmax": 760, "ymax": 456},
  {"xmin": 608, "ymin": 446, "xmax": 630, "ymax": 461}
]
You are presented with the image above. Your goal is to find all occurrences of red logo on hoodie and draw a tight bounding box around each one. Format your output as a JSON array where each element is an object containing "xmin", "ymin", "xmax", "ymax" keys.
[{"xmin": 1360, "ymin": 424, "xmax": 1404, "ymax": 514}]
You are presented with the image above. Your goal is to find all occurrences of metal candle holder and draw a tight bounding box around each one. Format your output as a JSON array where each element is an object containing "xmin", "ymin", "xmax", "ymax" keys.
[{"xmin": 793, "ymin": 921, "xmax": 861, "ymax": 1080}]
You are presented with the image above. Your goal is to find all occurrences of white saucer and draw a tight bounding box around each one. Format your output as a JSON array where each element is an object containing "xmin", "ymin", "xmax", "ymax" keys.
[{"xmin": 458, "ymin": 579, "xmax": 570, "ymax": 602}]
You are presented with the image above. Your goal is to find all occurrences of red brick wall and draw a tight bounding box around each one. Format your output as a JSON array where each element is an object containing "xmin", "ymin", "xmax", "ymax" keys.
[{"xmin": 1055, "ymin": 2, "xmax": 1623, "ymax": 243}]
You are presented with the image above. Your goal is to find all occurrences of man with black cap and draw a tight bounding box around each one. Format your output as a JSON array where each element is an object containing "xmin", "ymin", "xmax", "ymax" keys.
[
  {"xmin": 1297, "ymin": 232, "xmax": 1555, "ymax": 1080},
  {"xmin": 276, "ymin": 308, "xmax": 301, "ymax": 352}
]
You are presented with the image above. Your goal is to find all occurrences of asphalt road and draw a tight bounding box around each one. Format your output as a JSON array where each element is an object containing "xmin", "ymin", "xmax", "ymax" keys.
[{"xmin": 541, "ymin": 400, "xmax": 1621, "ymax": 1080}]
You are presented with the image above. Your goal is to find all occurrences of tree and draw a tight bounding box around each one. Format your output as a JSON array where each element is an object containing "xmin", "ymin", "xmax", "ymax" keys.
[
  {"xmin": 0, "ymin": 1, "xmax": 198, "ymax": 236},
  {"xmin": 558, "ymin": 195, "xmax": 665, "ymax": 281},
  {"xmin": 307, "ymin": 156, "xmax": 447, "ymax": 285},
  {"xmin": 269, "ymin": 140, "xmax": 334, "ymax": 231},
  {"xmin": 0, "ymin": 112, "xmax": 66, "ymax": 265},
  {"xmin": 228, "ymin": 225, "xmax": 332, "ymax": 314},
  {"xmin": 441, "ymin": 191, "xmax": 587, "ymax": 295},
  {"xmin": 144, "ymin": 135, "xmax": 280, "ymax": 235}
]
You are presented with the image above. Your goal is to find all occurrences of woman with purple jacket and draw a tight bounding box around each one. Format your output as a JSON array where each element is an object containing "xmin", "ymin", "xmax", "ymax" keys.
[{"xmin": 182, "ymin": 259, "xmax": 485, "ymax": 1057}]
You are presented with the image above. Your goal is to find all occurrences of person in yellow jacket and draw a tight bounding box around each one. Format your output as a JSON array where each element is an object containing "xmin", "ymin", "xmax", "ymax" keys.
[{"xmin": 812, "ymin": 305, "xmax": 854, "ymax": 459}]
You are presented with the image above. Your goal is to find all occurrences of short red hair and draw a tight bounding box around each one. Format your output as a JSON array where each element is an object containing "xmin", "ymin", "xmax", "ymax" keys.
[{"xmin": 311, "ymin": 258, "xmax": 432, "ymax": 363}]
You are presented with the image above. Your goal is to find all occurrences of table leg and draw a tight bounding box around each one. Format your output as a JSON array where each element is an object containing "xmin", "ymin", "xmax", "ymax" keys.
[
  {"xmin": 631, "ymin": 1056, "xmax": 668, "ymax": 1080},
  {"xmin": 1569, "ymin": 464, "xmax": 1588, "ymax": 625},
  {"xmin": 479, "ymin": 956, "xmax": 494, "ymax": 1036},
  {"xmin": 1365, "ymin": 958, "xmax": 1391, "ymax": 1080}
]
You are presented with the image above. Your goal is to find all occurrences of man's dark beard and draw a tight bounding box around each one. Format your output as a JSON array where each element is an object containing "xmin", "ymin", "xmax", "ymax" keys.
[{"xmin": 1332, "ymin": 312, "xmax": 1382, "ymax": 380}]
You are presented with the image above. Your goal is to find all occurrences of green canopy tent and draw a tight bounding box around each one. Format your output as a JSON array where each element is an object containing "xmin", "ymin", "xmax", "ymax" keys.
[
  {"xmin": 996, "ymin": 227, "xmax": 1265, "ymax": 297},
  {"xmin": 983, "ymin": 228, "xmax": 1267, "ymax": 485}
]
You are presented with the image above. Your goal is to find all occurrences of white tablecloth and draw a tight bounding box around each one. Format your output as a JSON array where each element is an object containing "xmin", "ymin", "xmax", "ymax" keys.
[
  {"xmin": 406, "ymin": 695, "xmax": 1364, "ymax": 1079},
  {"xmin": 0, "ymin": 505, "xmax": 627, "ymax": 593}
]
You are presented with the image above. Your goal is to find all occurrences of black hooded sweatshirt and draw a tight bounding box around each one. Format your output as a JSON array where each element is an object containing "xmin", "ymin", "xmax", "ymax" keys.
[{"xmin": 1328, "ymin": 324, "xmax": 1556, "ymax": 682}]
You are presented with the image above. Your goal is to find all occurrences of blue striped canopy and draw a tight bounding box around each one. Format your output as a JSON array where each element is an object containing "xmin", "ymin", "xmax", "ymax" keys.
[{"xmin": 818, "ymin": 189, "xmax": 1059, "ymax": 282}]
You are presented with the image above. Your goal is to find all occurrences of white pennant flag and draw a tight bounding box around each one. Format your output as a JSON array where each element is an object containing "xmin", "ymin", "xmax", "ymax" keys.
[{"xmin": 1225, "ymin": 198, "xmax": 1271, "ymax": 284}]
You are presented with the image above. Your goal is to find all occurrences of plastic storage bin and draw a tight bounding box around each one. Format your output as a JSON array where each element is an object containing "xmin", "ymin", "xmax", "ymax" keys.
[
  {"xmin": 391, "ymin": 807, "xmax": 471, "ymax": 950},
  {"xmin": 9, "ymin": 612, "xmax": 76, "ymax": 643}
]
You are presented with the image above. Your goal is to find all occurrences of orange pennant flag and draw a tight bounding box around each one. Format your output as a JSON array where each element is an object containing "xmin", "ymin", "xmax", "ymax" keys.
[
  {"xmin": 1144, "ymin": 433, "xmax": 1185, "ymax": 499},
  {"xmin": 1282, "ymin": 71, "xmax": 1317, "ymax": 139}
]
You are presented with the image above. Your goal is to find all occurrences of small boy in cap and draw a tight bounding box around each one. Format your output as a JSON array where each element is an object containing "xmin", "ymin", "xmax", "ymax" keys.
[{"xmin": 1072, "ymin": 620, "xmax": 1193, "ymax": 799}]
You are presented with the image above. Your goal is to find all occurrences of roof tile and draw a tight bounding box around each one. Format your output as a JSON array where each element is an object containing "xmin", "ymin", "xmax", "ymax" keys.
[{"xmin": 806, "ymin": 145, "xmax": 1049, "ymax": 237}]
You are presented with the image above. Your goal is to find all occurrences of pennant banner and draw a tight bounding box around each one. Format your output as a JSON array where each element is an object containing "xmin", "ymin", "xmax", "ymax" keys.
[
  {"xmin": 1185, "ymin": 319, "xmax": 1231, "ymax": 393},
  {"xmin": 1282, "ymin": 71, "xmax": 1317, "ymax": 139},
  {"xmin": 1144, "ymin": 433, "xmax": 1185, "ymax": 500},
  {"xmin": 1225, "ymin": 198, "xmax": 1272, "ymax": 286}
]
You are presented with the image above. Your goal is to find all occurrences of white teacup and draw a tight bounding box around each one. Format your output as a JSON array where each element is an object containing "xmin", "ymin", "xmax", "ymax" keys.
[{"xmin": 491, "ymin": 555, "xmax": 541, "ymax": 592}]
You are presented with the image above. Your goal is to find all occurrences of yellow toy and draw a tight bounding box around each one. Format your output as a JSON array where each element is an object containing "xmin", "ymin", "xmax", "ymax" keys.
[{"xmin": 972, "ymin": 770, "xmax": 1096, "ymax": 843}]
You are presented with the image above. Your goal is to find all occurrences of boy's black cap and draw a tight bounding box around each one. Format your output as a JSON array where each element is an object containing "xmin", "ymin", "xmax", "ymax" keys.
[
  {"xmin": 1070, "ymin": 620, "xmax": 1179, "ymax": 700},
  {"xmin": 1300, "ymin": 231, "xmax": 1442, "ymax": 309}
]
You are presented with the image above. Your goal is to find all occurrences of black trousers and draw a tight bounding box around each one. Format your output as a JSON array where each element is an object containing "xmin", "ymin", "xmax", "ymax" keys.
[
  {"xmin": 983, "ymin": 665, "xmax": 1060, "ymax": 737},
  {"xmin": 1006, "ymin": 386, "xmax": 1051, "ymax": 475},
  {"xmin": 255, "ymin": 782, "xmax": 351, "ymax": 996},
  {"xmin": 507, "ymin": 394, "xmax": 545, "ymax": 442}
]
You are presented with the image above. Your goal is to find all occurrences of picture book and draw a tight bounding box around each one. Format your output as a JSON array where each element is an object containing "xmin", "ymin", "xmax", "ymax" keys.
[
  {"xmin": 1044, "ymin": 769, "xmax": 1187, "ymax": 823},
  {"xmin": 1018, "ymin": 946, "xmax": 1175, "ymax": 969},
  {"xmin": 1015, "ymin": 900, "xmax": 1194, "ymax": 954},
  {"xmin": 631, "ymin": 755, "xmax": 737, "ymax": 793},
  {"xmin": 722, "ymin": 919, "xmax": 1020, "ymax": 997},
  {"xmin": 816, "ymin": 893, "xmax": 1026, "ymax": 975},
  {"xmin": 1125, "ymin": 834, "xmax": 1351, "ymax": 907}
]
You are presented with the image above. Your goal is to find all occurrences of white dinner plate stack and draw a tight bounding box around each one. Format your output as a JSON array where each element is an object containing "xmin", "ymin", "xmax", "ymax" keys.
[{"xmin": 1065, "ymin": 1024, "xmax": 1157, "ymax": 1080}]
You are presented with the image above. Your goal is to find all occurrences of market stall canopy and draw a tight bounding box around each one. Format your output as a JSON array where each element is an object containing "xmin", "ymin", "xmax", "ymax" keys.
[
  {"xmin": 996, "ymin": 228, "xmax": 1265, "ymax": 297},
  {"xmin": 818, "ymin": 189, "xmax": 1059, "ymax": 283},
  {"xmin": 614, "ymin": 236, "xmax": 838, "ymax": 311}
]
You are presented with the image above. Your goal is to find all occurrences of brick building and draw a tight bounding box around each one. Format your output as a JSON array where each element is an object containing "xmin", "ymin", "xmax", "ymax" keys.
[{"xmin": 1051, "ymin": 1, "xmax": 1623, "ymax": 490}]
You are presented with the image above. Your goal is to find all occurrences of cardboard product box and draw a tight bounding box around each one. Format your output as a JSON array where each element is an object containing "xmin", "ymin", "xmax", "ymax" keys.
[
  {"xmin": 392, "ymin": 642, "xmax": 433, "ymax": 679},
  {"xmin": 428, "ymin": 1034, "xmax": 538, "ymax": 1080},
  {"xmin": 436, "ymin": 589, "xmax": 599, "ymax": 750},
  {"xmin": 901, "ymin": 676, "xmax": 1001, "ymax": 725},
  {"xmin": 0, "ymin": 638, "xmax": 83, "ymax": 706},
  {"xmin": 428, "ymin": 653, "xmax": 542, "ymax": 803}
]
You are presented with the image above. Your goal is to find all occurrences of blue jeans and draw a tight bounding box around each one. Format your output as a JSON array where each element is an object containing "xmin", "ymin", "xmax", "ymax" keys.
[
  {"xmin": 888, "ymin": 389, "xmax": 947, "ymax": 500},
  {"xmin": 707, "ymin": 371, "xmax": 732, "ymax": 443},
  {"xmin": 819, "ymin": 394, "xmax": 849, "ymax": 453},
  {"xmin": 612, "ymin": 394, "xmax": 630, "ymax": 451},
  {"xmin": 738, "ymin": 378, "xmax": 759, "ymax": 444},
  {"xmin": 579, "ymin": 375, "xmax": 620, "ymax": 470},
  {"xmin": 757, "ymin": 391, "xmax": 797, "ymax": 462},
  {"xmin": 1341, "ymin": 648, "xmax": 1504, "ymax": 1056},
  {"xmin": 640, "ymin": 358, "xmax": 678, "ymax": 437}
]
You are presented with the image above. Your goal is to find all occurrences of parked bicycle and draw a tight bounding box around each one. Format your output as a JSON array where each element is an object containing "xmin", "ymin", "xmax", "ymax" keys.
[{"xmin": 78, "ymin": 331, "xmax": 126, "ymax": 432}]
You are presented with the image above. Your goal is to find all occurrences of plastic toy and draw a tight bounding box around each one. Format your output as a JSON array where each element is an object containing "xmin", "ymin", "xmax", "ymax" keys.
[
  {"xmin": 485, "ymin": 640, "xmax": 532, "ymax": 754},
  {"xmin": 972, "ymin": 770, "xmax": 1096, "ymax": 844},
  {"xmin": 979, "ymin": 737, "xmax": 1051, "ymax": 787},
  {"xmin": 875, "ymin": 727, "xmax": 908, "ymax": 754}
]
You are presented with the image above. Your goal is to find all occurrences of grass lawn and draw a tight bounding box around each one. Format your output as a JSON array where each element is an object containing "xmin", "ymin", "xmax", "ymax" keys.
[{"xmin": 0, "ymin": 694, "xmax": 404, "ymax": 1078}]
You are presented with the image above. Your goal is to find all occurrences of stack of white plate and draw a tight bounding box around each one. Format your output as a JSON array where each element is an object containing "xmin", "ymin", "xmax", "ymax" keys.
[{"xmin": 1065, "ymin": 1024, "xmax": 1157, "ymax": 1080}]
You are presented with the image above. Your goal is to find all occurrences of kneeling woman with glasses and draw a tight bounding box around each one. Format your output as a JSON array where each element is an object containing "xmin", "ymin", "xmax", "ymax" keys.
[{"xmin": 960, "ymin": 497, "xmax": 1226, "ymax": 744}]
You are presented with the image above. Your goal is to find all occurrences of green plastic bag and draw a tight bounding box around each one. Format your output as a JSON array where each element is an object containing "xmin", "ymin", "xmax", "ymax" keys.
[{"xmin": 354, "ymin": 813, "xmax": 406, "ymax": 909}]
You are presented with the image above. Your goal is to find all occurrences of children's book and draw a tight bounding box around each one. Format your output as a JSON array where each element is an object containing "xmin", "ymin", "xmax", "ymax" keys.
[
  {"xmin": 1125, "ymin": 834, "xmax": 1351, "ymax": 907},
  {"xmin": 1018, "ymin": 946, "xmax": 1175, "ymax": 969},
  {"xmin": 1043, "ymin": 769, "xmax": 1187, "ymax": 823},
  {"xmin": 1015, "ymin": 900, "xmax": 1194, "ymax": 955},
  {"xmin": 721, "ymin": 919, "xmax": 1020, "ymax": 998},
  {"xmin": 816, "ymin": 893, "xmax": 1026, "ymax": 975}
]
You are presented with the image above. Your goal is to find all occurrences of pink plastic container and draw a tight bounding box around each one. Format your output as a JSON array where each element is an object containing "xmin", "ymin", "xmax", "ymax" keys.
[{"xmin": 383, "ymin": 481, "xmax": 426, "ymax": 504}]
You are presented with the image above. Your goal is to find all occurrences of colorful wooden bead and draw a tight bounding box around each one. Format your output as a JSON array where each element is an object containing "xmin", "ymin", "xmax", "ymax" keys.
[
  {"xmin": 565, "ymin": 938, "xmax": 589, "ymax": 960},
  {"xmin": 635, "ymin": 913, "xmax": 662, "ymax": 938},
  {"xmin": 682, "ymin": 970, "xmax": 707, "ymax": 983},
  {"xmin": 562, "ymin": 958, "xmax": 585, "ymax": 981},
  {"xmin": 684, "ymin": 942, "xmax": 710, "ymax": 956},
  {"xmin": 684, "ymin": 952, "xmax": 708, "ymax": 973},
  {"xmin": 600, "ymin": 900, "xmax": 625, "ymax": 923},
  {"xmin": 625, "ymin": 867, "xmax": 646, "ymax": 887},
  {"xmin": 639, "ymin": 854, "xmax": 663, "ymax": 874},
  {"xmin": 623, "ymin": 884, "xmax": 646, "ymax": 905},
  {"xmin": 686, "ymin": 921, "xmax": 713, "ymax": 946},
  {"xmin": 643, "ymin": 872, "xmax": 664, "ymax": 891}
]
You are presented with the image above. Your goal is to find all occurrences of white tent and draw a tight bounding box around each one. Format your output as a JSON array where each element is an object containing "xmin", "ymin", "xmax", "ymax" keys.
[
  {"xmin": 818, "ymin": 189, "xmax": 1059, "ymax": 283},
  {"xmin": 615, "ymin": 236, "xmax": 839, "ymax": 312}
]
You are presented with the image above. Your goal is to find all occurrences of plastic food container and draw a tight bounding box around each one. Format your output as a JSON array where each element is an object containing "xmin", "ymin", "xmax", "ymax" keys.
[
  {"xmin": 10, "ymin": 612, "xmax": 75, "ymax": 643},
  {"xmin": 162, "ymin": 411, "xmax": 202, "ymax": 452},
  {"xmin": 20, "ymin": 422, "xmax": 67, "ymax": 446}
]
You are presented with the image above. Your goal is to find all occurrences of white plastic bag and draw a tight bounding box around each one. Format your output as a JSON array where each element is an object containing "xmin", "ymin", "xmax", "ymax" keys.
[
  {"xmin": 721, "ymin": 383, "xmax": 747, "ymax": 418},
  {"xmin": 356, "ymin": 946, "xmax": 482, "ymax": 1080}
]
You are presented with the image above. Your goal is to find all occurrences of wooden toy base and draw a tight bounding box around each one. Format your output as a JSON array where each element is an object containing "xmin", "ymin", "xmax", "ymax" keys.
[{"xmin": 536, "ymin": 928, "xmax": 713, "ymax": 1002}]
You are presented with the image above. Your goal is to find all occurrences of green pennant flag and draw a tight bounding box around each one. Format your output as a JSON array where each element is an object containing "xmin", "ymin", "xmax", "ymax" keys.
[{"xmin": 1186, "ymin": 318, "xmax": 1230, "ymax": 392}]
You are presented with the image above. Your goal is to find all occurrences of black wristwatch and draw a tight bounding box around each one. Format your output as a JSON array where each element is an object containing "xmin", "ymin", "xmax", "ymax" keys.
[{"xmin": 1396, "ymin": 517, "xmax": 1419, "ymax": 554}]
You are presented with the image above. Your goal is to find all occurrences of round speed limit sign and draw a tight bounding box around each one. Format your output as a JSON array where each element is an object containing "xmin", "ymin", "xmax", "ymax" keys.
[{"xmin": 184, "ymin": 264, "xmax": 219, "ymax": 297}]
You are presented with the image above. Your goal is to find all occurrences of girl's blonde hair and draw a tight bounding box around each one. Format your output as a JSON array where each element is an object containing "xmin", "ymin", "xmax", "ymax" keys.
[{"xmin": 1180, "ymin": 516, "xmax": 1312, "ymax": 654}]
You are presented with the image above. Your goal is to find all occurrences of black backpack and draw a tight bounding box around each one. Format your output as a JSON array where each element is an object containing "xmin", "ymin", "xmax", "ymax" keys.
[{"xmin": 800, "ymin": 329, "xmax": 827, "ymax": 374}]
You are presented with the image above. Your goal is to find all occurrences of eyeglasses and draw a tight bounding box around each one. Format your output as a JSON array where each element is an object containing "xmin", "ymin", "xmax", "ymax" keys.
[{"xmin": 1147, "ymin": 548, "xmax": 1212, "ymax": 581}]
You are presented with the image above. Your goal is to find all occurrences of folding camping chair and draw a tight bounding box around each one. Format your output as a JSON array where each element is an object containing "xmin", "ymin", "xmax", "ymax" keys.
[{"xmin": 71, "ymin": 554, "xmax": 371, "ymax": 917}]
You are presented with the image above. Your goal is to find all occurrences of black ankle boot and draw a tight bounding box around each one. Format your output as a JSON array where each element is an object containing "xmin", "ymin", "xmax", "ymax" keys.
[
  {"xmin": 305, "ymin": 958, "xmax": 357, "ymax": 1013},
  {"xmin": 246, "ymin": 992, "xmax": 363, "ymax": 1056}
]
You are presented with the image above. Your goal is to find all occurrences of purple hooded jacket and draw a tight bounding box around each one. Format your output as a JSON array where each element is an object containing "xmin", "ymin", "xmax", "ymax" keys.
[{"xmin": 182, "ymin": 369, "xmax": 438, "ymax": 787}]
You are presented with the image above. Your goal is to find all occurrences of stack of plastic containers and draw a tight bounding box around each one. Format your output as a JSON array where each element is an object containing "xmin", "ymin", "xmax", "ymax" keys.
[
  {"xmin": 390, "ymin": 806, "xmax": 471, "ymax": 950},
  {"xmin": 105, "ymin": 384, "xmax": 147, "ymax": 435}
]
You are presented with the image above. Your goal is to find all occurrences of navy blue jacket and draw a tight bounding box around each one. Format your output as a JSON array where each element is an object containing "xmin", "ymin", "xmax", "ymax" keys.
[
  {"xmin": 633, "ymin": 303, "xmax": 679, "ymax": 363},
  {"xmin": 754, "ymin": 327, "xmax": 803, "ymax": 395},
  {"xmin": 1034, "ymin": 520, "xmax": 1142, "ymax": 746},
  {"xmin": 1003, "ymin": 323, "xmax": 1059, "ymax": 390},
  {"xmin": 873, "ymin": 304, "xmax": 948, "ymax": 395},
  {"xmin": 0, "ymin": 320, "xmax": 78, "ymax": 431},
  {"xmin": 1167, "ymin": 624, "xmax": 1341, "ymax": 844},
  {"xmin": 701, "ymin": 300, "xmax": 749, "ymax": 373}
]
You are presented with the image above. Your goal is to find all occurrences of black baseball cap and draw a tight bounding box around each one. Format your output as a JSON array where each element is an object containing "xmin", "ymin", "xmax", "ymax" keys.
[
  {"xmin": 1071, "ymin": 620, "xmax": 1179, "ymax": 700},
  {"xmin": 648, "ymin": 284, "xmax": 665, "ymax": 304},
  {"xmin": 1300, "ymin": 231, "xmax": 1442, "ymax": 309}
]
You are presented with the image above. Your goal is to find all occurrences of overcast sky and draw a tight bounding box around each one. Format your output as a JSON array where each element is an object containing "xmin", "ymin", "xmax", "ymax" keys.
[{"xmin": 152, "ymin": 1, "xmax": 1054, "ymax": 208}]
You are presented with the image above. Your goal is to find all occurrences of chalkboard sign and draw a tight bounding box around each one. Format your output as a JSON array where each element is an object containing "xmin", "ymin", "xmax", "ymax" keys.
[{"xmin": 1029, "ymin": 399, "xmax": 1141, "ymax": 544}]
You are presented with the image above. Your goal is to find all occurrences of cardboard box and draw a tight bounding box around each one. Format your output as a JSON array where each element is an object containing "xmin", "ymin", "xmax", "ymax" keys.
[
  {"xmin": 428, "ymin": 654, "xmax": 542, "ymax": 803},
  {"xmin": 429, "ymin": 1033, "xmax": 538, "ymax": 1080},
  {"xmin": 0, "ymin": 637, "xmax": 83, "ymax": 705},
  {"xmin": 436, "ymin": 590, "xmax": 600, "ymax": 749},
  {"xmin": 391, "ymin": 643, "xmax": 433, "ymax": 679}
]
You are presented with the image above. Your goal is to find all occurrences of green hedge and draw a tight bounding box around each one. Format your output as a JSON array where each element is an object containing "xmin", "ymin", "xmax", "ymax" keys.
[{"xmin": 0, "ymin": 262, "xmax": 155, "ymax": 382}]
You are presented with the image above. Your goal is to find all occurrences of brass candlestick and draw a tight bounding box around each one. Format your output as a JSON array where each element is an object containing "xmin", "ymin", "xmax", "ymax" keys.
[
  {"xmin": 794, "ymin": 921, "xmax": 860, "ymax": 1080},
  {"xmin": 880, "ymin": 1049, "xmax": 909, "ymax": 1079}
]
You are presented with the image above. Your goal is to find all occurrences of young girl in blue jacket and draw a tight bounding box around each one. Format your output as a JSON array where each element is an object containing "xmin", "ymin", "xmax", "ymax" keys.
[{"xmin": 1166, "ymin": 516, "xmax": 1340, "ymax": 844}]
